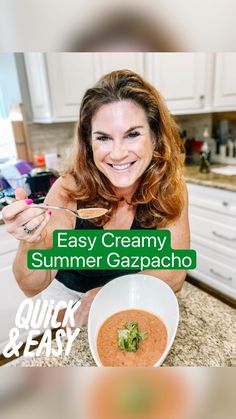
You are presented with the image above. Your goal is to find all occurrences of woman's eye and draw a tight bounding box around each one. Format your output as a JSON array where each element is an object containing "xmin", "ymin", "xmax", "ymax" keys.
[
  {"xmin": 97, "ymin": 136, "xmax": 110, "ymax": 141},
  {"xmin": 127, "ymin": 131, "xmax": 140, "ymax": 138}
]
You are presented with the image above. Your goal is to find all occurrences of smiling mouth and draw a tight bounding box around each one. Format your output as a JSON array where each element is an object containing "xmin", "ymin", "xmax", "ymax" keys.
[{"xmin": 107, "ymin": 161, "xmax": 136, "ymax": 171}]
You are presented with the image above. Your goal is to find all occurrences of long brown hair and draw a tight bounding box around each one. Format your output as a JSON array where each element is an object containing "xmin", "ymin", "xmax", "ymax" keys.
[{"xmin": 64, "ymin": 69, "xmax": 185, "ymax": 228}]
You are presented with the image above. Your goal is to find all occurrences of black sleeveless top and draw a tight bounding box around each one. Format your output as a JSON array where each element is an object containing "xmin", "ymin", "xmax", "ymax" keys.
[{"xmin": 56, "ymin": 217, "xmax": 152, "ymax": 293}]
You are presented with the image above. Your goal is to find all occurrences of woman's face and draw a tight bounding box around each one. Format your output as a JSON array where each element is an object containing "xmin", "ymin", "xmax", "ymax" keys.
[{"xmin": 91, "ymin": 100, "xmax": 154, "ymax": 196}]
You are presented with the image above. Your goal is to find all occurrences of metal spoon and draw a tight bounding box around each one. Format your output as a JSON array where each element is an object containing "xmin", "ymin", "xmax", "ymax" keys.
[{"xmin": 31, "ymin": 204, "xmax": 108, "ymax": 219}]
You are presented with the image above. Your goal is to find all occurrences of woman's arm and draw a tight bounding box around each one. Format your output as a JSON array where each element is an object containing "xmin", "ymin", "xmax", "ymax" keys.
[
  {"xmin": 12, "ymin": 175, "xmax": 77, "ymax": 297},
  {"xmin": 139, "ymin": 183, "xmax": 190, "ymax": 292}
]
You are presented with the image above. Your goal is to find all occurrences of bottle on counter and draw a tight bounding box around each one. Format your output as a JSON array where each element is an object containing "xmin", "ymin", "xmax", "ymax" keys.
[
  {"xmin": 33, "ymin": 152, "xmax": 46, "ymax": 168},
  {"xmin": 199, "ymin": 141, "xmax": 211, "ymax": 173},
  {"xmin": 203, "ymin": 125, "xmax": 216, "ymax": 160},
  {"xmin": 226, "ymin": 130, "xmax": 234, "ymax": 158}
]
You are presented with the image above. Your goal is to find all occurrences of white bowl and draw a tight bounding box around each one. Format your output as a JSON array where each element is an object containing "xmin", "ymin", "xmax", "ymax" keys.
[{"xmin": 88, "ymin": 274, "xmax": 179, "ymax": 367}]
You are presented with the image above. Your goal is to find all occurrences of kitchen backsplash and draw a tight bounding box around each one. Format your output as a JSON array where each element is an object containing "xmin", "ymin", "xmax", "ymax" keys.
[
  {"xmin": 26, "ymin": 112, "xmax": 236, "ymax": 169},
  {"xmin": 28, "ymin": 115, "xmax": 212, "ymax": 155},
  {"xmin": 28, "ymin": 122, "xmax": 75, "ymax": 171},
  {"xmin": 176, "ymin": 114, "xmax": 213, "ymax": 139}
]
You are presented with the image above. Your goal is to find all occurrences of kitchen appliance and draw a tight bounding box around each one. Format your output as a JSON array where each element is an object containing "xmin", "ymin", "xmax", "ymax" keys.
[
  {"xmin": 0, "ymin": 168, "xmax": 59, "ymax": 214},
  {"xmin": 26, "ymin": 168, "xmax": 59, "ymax": 203}
]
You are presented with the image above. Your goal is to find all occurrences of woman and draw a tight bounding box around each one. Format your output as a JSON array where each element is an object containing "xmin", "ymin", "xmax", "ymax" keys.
[{"xmin": 3, "ymin": 70, "xmax": 189, "ymax": 327}]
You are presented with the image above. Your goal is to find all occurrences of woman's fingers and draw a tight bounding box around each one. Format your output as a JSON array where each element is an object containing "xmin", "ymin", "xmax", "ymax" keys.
[
  {"xmin": 2, "ymin": 199, "xmax": 33, "ymax": 222},
  {"xmin": 66, "ymin": 307, "xmax": 86, "ymax": 328},
  {"xmin": 14, "ymin": 206, "xmax": 46, "ymax": 227},
  {"xmin": 3, "ymin": 187, "xmax": 52, "ymax": 244},
  {"xmin": 23, "ymin": 213, "xmax": 46, "ymax": 231},
  {"xmin": 15, "ymin": 187, "xmax": 28, "ymax": 200},
  {"xmin": 66, "ymin": 291, "xmax": 95, "ymax": 328},
  {"xmin": 18, "ymin": 211, "xmax": 52, "ymax": 242}
]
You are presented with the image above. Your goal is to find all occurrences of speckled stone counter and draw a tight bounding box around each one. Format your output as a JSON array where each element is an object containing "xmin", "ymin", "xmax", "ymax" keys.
[
  {"xmin": 184, "ymin": 164, "xmax": 236, "ymax": 192},
  {"xmin": 15, "ymin": 281, "xmax": 236, "ymax": 367}
]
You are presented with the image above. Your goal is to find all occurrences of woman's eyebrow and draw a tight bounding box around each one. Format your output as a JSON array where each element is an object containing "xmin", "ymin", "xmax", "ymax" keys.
[
  {"xmin": 92, "ymin": 130, "xmax": 110, "ymax": 135},
  {"xmin": 92, "ymin": 126, "xmax": 144, "ymax": 136},
  {"xmin": 125, "ymin": 125, "xmax": 144, "ymax": 134}
]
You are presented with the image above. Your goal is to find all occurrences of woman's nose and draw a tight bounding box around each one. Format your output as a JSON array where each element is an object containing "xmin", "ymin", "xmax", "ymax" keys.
[{"xmin": 109, "ymin": 140, "xmax": 129, "ymax": 161}]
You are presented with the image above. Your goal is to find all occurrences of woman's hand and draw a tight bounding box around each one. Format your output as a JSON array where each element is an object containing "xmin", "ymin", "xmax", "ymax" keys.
[
  {"xmin": 2, "ymin": 187, "xmax": 51, "ymax": 243},
  {"xmin": 67, "ymin": 287, "xmax": 102, "ymax": 328}
]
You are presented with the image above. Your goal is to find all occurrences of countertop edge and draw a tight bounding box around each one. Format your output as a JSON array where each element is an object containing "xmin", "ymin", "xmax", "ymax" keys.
[{"xmin": 185, "ymin": 177, "xmax": 236, "ymax": 192}]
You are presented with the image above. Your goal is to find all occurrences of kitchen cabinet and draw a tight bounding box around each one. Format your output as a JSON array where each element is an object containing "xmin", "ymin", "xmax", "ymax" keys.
[
  {"xmin": 25, "ymin": 52, "xmax": 96, "ymax": 123},
  {"xmin": 0, "ymin": 224, "xmax": 42, "ymax": 354},
  {"xmin": 24, "ymin": 53, "xmax": 144, "ymax": 122},
  {"xmin": 23, "ymin": 52, "xmax": 236, "ymax": 122},
  {"xmin": 46, "ymin": 52, "xmax": 144, "ymax": 121},
  {"xmin": 94, "ymin": 53, "xmax": 144, "ymax": 78},
  {"xmin": 213, "ymin": 53, "xmax": 236, "ymax": 110},
  {"xmin": 145, "ymin": 53, "xmax": 210, "ymax": 114},
  {"xmin": 187, "ymin": 183, "xmax": 236, "ymax": 300},
  {"xmin": 46, "ymin": 53, "xmax": 97, "ymax": 122},
  {"xmin": 24, "ymin": 53, "xmax": 52, "ymax": 123}
]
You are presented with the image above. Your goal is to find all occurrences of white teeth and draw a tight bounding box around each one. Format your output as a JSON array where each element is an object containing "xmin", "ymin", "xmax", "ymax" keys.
[{"xmin": 111, "ymin": 163, "xmax": 132, "ymax": 170}]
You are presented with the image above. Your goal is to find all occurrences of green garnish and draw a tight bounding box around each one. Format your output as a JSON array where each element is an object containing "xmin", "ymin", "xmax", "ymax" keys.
[
  {"xmin": 116, "ymin": 379, "xmax": 154, "ymax": 414},
  {"xmin": 117, "ymin": 321, "xmax": 147, "ymax": 352}
]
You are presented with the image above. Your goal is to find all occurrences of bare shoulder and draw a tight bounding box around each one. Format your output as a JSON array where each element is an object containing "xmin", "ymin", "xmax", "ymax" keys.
[{"xmin": 60, "ymin": 173, "xmax": 77, "ymax": 190}]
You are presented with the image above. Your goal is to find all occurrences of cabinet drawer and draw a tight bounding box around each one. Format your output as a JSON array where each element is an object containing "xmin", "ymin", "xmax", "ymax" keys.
[
  {"xmin": 189, "ymin": 205, "xmax": 236, "ymax": 228},
  {"xmin": 190, "ymin": 214, "xmax": 236, "ymax": 251},
  {"xmin": 187, "ymin": 183, "xmax": 236, "ymax": 217},
  {"xmin": 191, "ymin": 233, "xmax": 235, "ymax": 259},
  {"xmin": 192, "ymin": 241, "xmax": 236, "ymax": 288},
  {"xmin": 189, "ymin": 269, "xmax": 236, "ymax": 300},
  {"xmin": 196, "ymin": 254, "xmax": 236, "ymax": 288}
]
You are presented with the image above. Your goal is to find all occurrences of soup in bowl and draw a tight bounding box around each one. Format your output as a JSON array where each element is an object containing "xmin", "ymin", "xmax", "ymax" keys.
[{"xmin": 88, "ymin": 274, "xmax": 179, "ymax": 367}]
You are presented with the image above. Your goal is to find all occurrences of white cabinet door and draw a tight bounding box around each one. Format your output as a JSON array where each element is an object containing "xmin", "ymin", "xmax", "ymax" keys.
[
  {"xmin": 190, "ymin": 239, "xmax": 236, "ymax": 300},
  {"xmin": 24, "ymin": 53, "xmax": 52, "ymax": 123},
  {"xmin": 24, "ymin": 52, "xmax": 145, "ymax": 123},
  {"xmin": 46, "ymin": 53, "xmax": 144, "ymax": 121},
  {"xmin": 46, "ymin": 53, "xmax": 97, "ymax": 121},
  {"xmin": 213, "ymin": 53, "xmax": 236, "ymax": 109},
  {"xmin": 94, "ymin": 53, "xmax": 144, "ymax": 79},
  {"xmin": 187, "ymin": 183, "xmax": 236, "ymax": 300},
  {"xmin": 145, "ymin": 53, "xmax": 208, "ymax": 114}
]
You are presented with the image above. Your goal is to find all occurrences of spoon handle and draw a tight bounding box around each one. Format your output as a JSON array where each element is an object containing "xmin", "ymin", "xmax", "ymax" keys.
[
  {"xmin": 31, "ymin": 204, "xmax": 78, "ymax": 216},
  {"xmin": 31, "ymin": 204, "xmax": 68, "ymax": 211}
]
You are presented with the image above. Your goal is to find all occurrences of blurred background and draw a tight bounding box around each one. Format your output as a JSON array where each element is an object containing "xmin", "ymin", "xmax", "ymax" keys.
[
  {"xmin": 1, "ymin": 368, "xmax": 236, "ymax": 419},
  {"xmin": 0, "ymin": 0, "xmax": 236, "ymax": 51}
]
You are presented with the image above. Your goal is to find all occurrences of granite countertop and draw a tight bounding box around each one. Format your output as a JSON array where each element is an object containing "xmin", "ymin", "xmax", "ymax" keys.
[
  {"xmin": 15, "ymin": 281, "xmax": 236, "ymax": 367},
  {"xmin": 184, "ymin": 164, "xmax": 236, "ymax": 192}
]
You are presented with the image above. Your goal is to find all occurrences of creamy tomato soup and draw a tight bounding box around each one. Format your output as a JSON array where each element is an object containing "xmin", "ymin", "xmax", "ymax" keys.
[
  {"xmin": 97, "ymin": 309, "xmax": 168, "ymax": 367},
  {"xmin": 86, "ymin": 369, "xmax": 191, "ymax": 419}
]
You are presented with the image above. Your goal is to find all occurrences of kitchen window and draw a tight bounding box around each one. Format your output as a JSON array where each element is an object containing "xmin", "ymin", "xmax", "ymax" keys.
[{"xmin": 0, "ymin": 116, "xmax": 16, "ymax": 162}]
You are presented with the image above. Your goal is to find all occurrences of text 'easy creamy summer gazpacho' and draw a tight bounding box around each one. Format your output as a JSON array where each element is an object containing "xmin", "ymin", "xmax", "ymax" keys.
[{"xmin": 97, "ymin": 309, "xmax": 168, "ymax": 366}]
